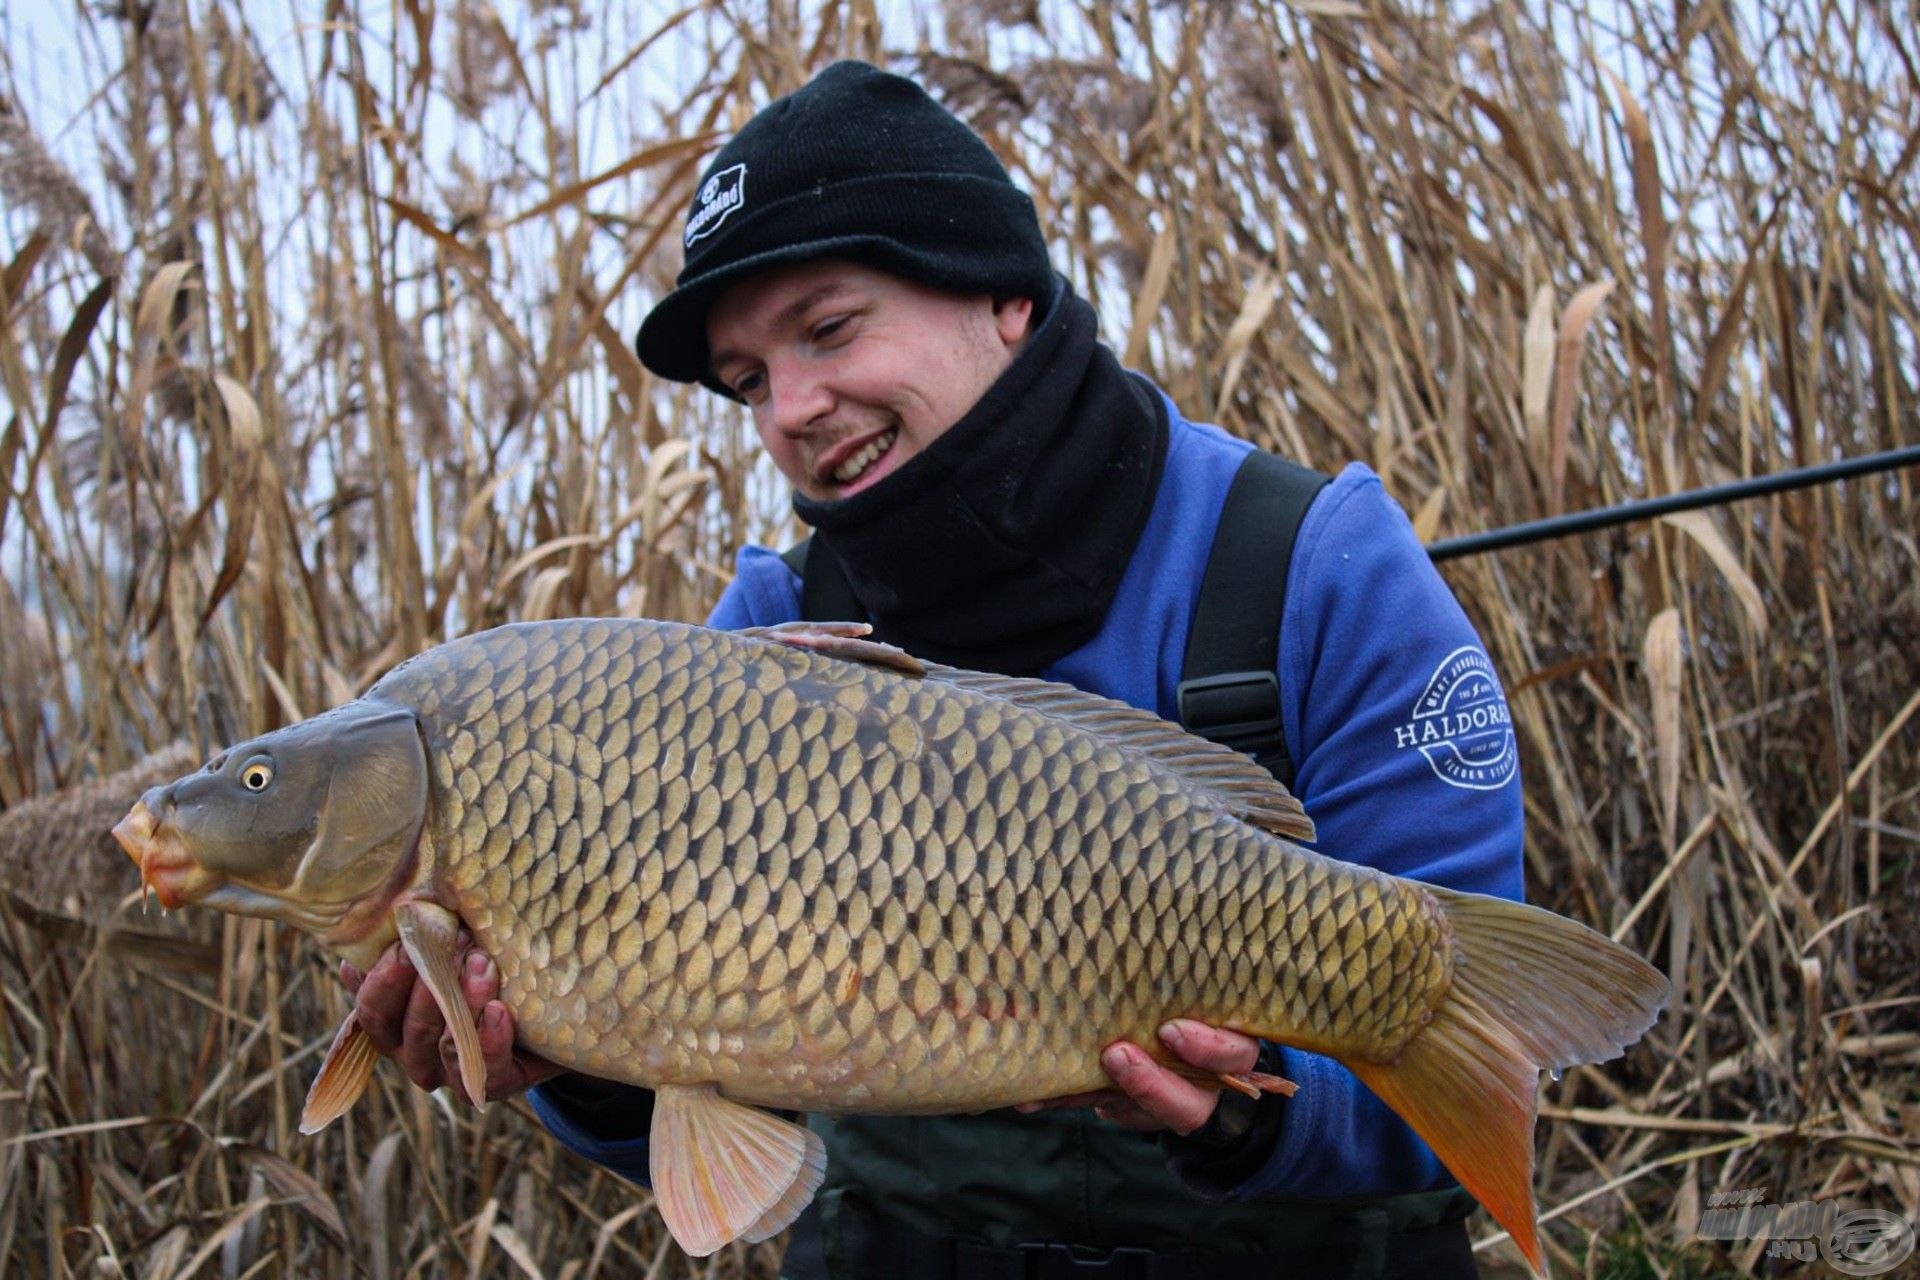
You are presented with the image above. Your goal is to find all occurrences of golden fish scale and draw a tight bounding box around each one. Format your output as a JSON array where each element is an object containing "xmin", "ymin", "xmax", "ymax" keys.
[{"xmin": 373, "ymin": 619, "xmax": 1455, "ymax": 1111}]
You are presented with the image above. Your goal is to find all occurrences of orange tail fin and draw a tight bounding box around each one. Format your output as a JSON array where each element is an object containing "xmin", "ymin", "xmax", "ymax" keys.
[{"xmin": 1346, "ymin": 889, "xmax": 1669, "ymax": 1278}]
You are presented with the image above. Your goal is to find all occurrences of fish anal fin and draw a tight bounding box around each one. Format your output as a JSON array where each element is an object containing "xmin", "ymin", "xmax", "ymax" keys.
[
  {"xmin": 649, "ymin": 1084, "xmax": 826, "ymax": 1257},
  {"xmin": 299, "ymin": 1010, "xmax": 377, "ymax": 1134},
  {"xmin": 923, "ymin": 664, "xmax": 1314, "ymax": 840},
  {"xmin": 738, "ymin": 622, "xmax": 926, "ymax": 675},
  {"xmin": 1156, "ymin": 1053, "xmax": 1300, "ymax": 1099},
  {"xmin": 393, "ymin": 899, "xmax": 488, "ymax": 1112}
]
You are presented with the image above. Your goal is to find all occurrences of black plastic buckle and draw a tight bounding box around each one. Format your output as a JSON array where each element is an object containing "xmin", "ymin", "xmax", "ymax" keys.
[
  {"xmin": 1017, "ymin": 1242, "xmax": 1155, "ymax": 1278},
  {"xmin": 1175, "ymin": 670, "xmax": 1283, "ymax": 754}
]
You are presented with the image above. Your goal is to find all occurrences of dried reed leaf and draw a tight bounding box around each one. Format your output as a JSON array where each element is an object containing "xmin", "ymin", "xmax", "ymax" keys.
[
  {"xmin": 489, "ymin": 1222, "xmax": 549, "ymax": 1280},
  {"xmin": 1, "ymin": 231, "xmax": 50, "ymax": 305},
  {"xmin": 359, "ymin": 1130, "xmax": 406, "ymax": 1280},
  {"xmin": 199, "ymin": 374, "xmax": 263, "ymax": 629},
  {"xmin": 1660, "ymin": 509, "xmax": 1769, "ymax": 638},
  {"xmin": 169, "ymin": 1197, "xmax": 271, "ymax": 1280},
  {"xmin": 524, "ymin": 564, "xmax": 574, "ymax": 621},
  {"xmin": 1122, "ymin": 223, "xmax": 1177, "ymax": 370},
  {"xmin": 503, "ymin": 133, "xmax": 720, "ymax": 228},
  {"xmin": 1410, "ymin": 484, "xmax": 1447, "ymax": 543},
  {"xmin": 1601, "ymin": 67, "xmax": 1671, "ymax": 395},
  {"xmin": 1521, "ymin": 284, "xmax": 1555, "ymax": 444},
  {"xmin": 582, "ymin": 1203, "xmax": 647, "ymax": 1280},
  {"xmin": 42, "ymin": 277, "xmax": 113, "ymax": 440},
  {"xmin": 1545, "ymin": 279, "xmax": 1615, "ymax": 510},
  {"xmin": 383, "ymin": 198, "xmax": 488, "ymax": 271},
  {"xmin": 222, "ymin": 1141, "xmax": 349, "ymax": 1250},
  {"xmin": 1644, "ymin": 607, "xmax": 1683, "ymax": 840},
  {"xmin": 134, "ymin": 261, "xmax": 197, "ymax": 344},
  {"xmin": 465, "ymin": 1197, "xmax": 501, "ymax": 1279},
  {"xmin": 1213, "ymin": 266, "xmax": 1279, "ymax": 417}
]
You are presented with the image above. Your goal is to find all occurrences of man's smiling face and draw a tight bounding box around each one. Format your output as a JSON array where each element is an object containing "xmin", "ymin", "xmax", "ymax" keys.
[{"xmin": 706, "ymin": 260, "xmax": 1034, "ymax": 502}]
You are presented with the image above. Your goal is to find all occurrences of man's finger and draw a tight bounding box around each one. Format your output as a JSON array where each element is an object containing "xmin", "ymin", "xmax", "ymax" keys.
[
  {"xmin": 477, "ymin": 1002, "xmax": 515, "ymax": 1101},
  {"xmin": 353, "ymin": 944, "xmax": 415, "ymax": 1055},
  {"xmin": 461, "ymin": 949, "xmax": 499, "ymax": 1016},
  {"xmin": 398, "ymin": 957, "xmax": 449, "ymax": 1090},
  {"xmin": 1101, "ymin": 1041, "xmax": 1217, "ymax": 1136},
  {"xmin": 1158, "ymin": 1020, "xmax": 1261, "ymax": 1074}
]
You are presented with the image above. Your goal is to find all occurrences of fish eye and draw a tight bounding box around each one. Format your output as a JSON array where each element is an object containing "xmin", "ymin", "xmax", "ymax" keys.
[{"xmin": 239, "ymin": 757, "xmax": 274, "ymax": 792}]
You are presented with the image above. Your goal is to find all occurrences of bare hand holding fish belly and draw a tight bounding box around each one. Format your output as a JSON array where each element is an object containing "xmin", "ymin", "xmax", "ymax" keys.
[
  {"xmin": 113, "ymin": 618, "xmax": 1669, "ymax": 1274},
  {"xmin": 342, "ymin": 937, "xmax": 563, "ymax": 1104}
]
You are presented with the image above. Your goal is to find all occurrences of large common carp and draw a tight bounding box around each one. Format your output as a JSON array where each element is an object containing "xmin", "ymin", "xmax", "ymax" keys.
[{"xmin": 113, "ymin": 619, "xmax": 1667, "ymax": 1272}]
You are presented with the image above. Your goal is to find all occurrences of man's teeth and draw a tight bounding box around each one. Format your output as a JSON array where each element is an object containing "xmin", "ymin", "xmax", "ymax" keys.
[{"xmin": 833, "ymin": 429, "xmax": 897, "ymax": 483}]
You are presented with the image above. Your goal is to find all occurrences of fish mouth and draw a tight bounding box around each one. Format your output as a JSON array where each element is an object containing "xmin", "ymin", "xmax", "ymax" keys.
[{"xmin": 112, "ymin": 801, "xmax": 213, "ymax": 910}]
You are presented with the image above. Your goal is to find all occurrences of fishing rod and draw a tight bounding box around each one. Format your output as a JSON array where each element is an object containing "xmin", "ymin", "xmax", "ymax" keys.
[{"xmin": 1426, "ymin": 443, "xmax": 1920, "ymax": 562}]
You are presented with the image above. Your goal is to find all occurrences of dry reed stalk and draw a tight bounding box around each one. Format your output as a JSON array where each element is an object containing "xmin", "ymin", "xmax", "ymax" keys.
[{"xmin": 1, "ymin": 0, "xmax": 1915, "ymax": 1275}]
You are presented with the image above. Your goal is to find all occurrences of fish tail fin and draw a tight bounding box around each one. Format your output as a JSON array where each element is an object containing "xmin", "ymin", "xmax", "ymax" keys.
[{"xmin": 1345, "ymin": 890, "xmax": 1669, "ymax": 1279}]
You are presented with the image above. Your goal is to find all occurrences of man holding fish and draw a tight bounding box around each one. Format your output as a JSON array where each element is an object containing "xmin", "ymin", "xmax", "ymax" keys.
[{"xmin": 122, "ymin": 61, "xmax": 1666, "ymax": 1280}]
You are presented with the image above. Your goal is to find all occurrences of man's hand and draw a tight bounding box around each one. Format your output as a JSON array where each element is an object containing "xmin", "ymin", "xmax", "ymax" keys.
[
  {"xmin": 1014, "ymin": 1020, "xmax": 1261, "ymax": 1135},
  {"xmin": 343, "ymin": 938, "xmax": 565, "ymax": 1105}
]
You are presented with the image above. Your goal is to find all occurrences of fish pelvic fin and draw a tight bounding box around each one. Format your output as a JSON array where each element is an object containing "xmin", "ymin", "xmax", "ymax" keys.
[
  {"xmin": 1346, "ymin": 890, "xmax": 1670, "ymax": 1279},
  {"xmin": 393, "ymin": 899, "xmax": 489, "ymax": 1111},
  {"xmin": 300, "ymin": 1010, "xmax": 377, "ymax": 1134},
  {"xmin": 649, "ymin": 1084, "xmax": 826, "ymax": 1257}
]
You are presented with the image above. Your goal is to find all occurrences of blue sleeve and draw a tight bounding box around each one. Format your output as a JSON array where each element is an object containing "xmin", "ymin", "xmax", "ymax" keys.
[
  {"xmin": 527, "ymin": 544, "xmax": 801, "ymax": 1177},
  {"xmin": 706, "ymin": 545, "xmax": 804, "ymax": 628},
  {"xmin": 525, "ymin": 1086, "xmax": 655, "ymax": 1185},
  {"xmin": 1238, "ymin": 465, "xmax": 1525, "ymax": 1199}
]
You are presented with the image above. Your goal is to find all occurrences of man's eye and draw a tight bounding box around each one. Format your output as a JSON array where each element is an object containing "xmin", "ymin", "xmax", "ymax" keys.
[
  {"xmin": 733, "ymin": 370, "xmax": 765, "ymax": 399},
  {"xmin": 812, "ymin": 316, "xmax": 849, "ymax": 343}
]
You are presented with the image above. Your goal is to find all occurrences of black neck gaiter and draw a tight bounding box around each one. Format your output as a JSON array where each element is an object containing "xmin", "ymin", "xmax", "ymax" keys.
[{"xmin": 793, "ymin": 280, "xmax": 1167, "ymax": 675}]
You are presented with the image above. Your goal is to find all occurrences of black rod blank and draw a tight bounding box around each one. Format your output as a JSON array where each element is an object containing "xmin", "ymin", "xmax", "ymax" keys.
[{"xmin": 1426, "ymin": 444, "xmax": 1920, "ymax": 562}]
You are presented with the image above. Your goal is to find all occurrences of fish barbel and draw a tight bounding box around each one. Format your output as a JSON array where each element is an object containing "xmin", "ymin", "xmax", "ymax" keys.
[{"xmin": 112, "ymin": 619, "xmax": 1667, "ymax": 1271}]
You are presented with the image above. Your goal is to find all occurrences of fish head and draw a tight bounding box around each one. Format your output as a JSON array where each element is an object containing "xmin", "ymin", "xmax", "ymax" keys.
[{"xmin": 112, "ymin": 700, "xmax": 429, "ymax": 949}]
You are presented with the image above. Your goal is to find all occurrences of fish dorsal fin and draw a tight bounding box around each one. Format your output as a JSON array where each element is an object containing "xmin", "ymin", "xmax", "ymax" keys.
[
  {"xmin": 922, "ymin": 664, "xmax": 1315, "ymax": 842},
  {"xmin": 736, "ymin": 621, "xmax": 925, "ymax": 675},
  {"xmin": 734, "ymin": 620, "xmax": 1312, "ymax": 840},
  {"xmin": 649, "ymin": 1084, "xmax": 827, "ymax": 1257}
]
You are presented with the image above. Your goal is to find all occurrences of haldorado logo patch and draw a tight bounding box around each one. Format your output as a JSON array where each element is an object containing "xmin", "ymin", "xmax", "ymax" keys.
[
  {"xmin": 1393, "ymin": 646, "xmax": 1517, "ymax": 791},
  {"xmin": 686, "ymin": 164, "xmax": 747, "ymax": 247}
]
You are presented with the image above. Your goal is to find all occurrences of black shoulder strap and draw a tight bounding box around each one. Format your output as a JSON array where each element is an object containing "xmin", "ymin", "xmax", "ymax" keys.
[
  {"xmin": 781, "ymin": 536, "xmax": 865, "ymax": 623},
  {"xmin": 1177, "ymin": 450, "xmax": 1331, "ymax": 788}
]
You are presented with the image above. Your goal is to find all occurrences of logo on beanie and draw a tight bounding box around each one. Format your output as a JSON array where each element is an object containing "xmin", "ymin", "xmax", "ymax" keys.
[{"xmin": 686, "ymin": 164, "xmax": 747, "ymax": 247}]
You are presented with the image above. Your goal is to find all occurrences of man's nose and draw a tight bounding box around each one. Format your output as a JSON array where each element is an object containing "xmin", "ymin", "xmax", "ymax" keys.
[{"xmin": 767, "ymin": 360, "xmax": 833, "ymax": 436}]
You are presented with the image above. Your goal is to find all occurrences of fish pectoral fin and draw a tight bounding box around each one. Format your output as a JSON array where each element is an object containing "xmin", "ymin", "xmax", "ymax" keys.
[
  {"xmin": 299, "ymin": 1010, "xmax": 377, "ymax": 1133},
  {"xmin": 649, "ymin": 1084, "xmax": 826, "ymax": 1257},
  {"xmin": 737, "ymin": 622, "xmax": 926, "ymax": 676},
  {"xmin": 393, "ymin": 899, "xmax": 489, "ymax": 1111}
]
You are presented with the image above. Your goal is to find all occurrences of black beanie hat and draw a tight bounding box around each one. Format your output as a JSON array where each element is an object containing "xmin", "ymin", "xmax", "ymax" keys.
[{"xmin": 635, "ymin": 61, "xmax": 1055, "ymax": 394}]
